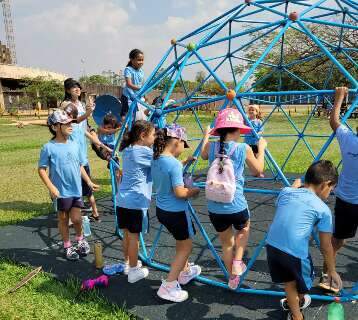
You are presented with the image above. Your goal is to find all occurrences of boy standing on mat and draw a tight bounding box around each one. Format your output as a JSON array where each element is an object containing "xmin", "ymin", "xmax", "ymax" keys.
[{"xmin": 266, "ymin": 160, "xmax": 342, "ymax": 320}]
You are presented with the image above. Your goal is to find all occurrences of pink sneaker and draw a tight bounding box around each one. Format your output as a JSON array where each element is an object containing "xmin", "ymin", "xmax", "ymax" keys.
[
  {"xmin": 157, "ymin": 280, "xmax": 188, "ymax": 302},
  {"xmin": 178, "ymin": 263, "xmax": 201, "ymax": 285},
  {"xmin": 228, "ymin": 275, "xmax": 240, "ymax": 290},
  {"xmin": 232, "ymin": 260, "xmax": 247, "ymax": 276}
]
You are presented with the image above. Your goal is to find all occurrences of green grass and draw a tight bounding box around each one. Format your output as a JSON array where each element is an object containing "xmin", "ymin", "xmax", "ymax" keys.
[{"xmin": 0, "ymin": 258, "xmax": 134, "ymax": 320}]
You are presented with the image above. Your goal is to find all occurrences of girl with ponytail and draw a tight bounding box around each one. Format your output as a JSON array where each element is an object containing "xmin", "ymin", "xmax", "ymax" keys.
[{"xmin": 116, "ymin": 120, "xmax": 155, "ymax": 283}]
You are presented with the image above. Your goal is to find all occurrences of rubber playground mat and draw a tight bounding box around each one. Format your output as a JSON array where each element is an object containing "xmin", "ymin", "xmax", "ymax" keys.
[{"xmin": 1, "ymin": 179, "xmax": 357, "ymax": 319}]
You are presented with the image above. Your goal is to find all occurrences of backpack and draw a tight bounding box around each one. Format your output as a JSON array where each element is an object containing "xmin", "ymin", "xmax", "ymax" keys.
[{"xmin": 205, "ymin": 142, "xmax": 238, "ymax": 203}]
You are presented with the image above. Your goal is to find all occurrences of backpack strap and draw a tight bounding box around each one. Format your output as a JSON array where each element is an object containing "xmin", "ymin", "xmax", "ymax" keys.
[
  {"xmin": 214, "ymin": 142, "xmax": 238, "ymax": 158},
  {"xmin": 228, "ymin": 143, "xmax": 239, "ymax": 157}
]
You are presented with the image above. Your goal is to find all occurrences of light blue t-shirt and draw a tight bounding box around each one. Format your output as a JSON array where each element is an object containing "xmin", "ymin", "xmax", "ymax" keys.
[
  {"xmin": 207, "ymin": 141, "xmax": 248, "ymax": 214},
  {"xmin": 335, "ymin": 125, "xmax": 358, "ymax": 204},
  {"xmin": 244, "ymin": 118, "xmax": 264, "ymax": 145},
  {"xmin": 123, "ymin": 66, "xmax": 144, "ymax": 102},
  {"xmin": 117, "ymin": 145, "xmax": 153, "ymax": 210},
  {"xmin": 266, "ymin": 187, "xmax": 333, "ymax": 259},
  {"xmin": 152, "ymin": 155, "xmax": 187, "ymax": 212},
  {"xmin": 69, "ymin": 102, "xmax": 88, "ymax": 166},
  {"xmin": 99, "ymin": 133, "xmax": 115, "ymax": 149},
  {"xmin": 38, "ymin": 140, "xmax": 85, "ymax": 198}
]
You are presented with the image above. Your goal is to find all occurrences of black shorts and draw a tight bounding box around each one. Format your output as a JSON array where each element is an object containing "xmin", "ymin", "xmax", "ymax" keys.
[
  {"xmin": 209, "ymin": 209, "xmax": 250, "ymax": 232},
  {"xmin": 81, "ymin": 165, "xmax": 93, "ymax": 197},
  {"xmin": 116, "ymin": 207, "xmax": 143, "ymax": 234},
  {"xmin": 156, "ymin": 207, "xmax": 196, "ymax": 241},
  {"xmin": 334, "ymin": 197, "xmax": 358, "ymax": 239},
  {"xmin": 266, "ymin": 245, "xmax": 314, "ymax": 294},
  {"xmin": 57, "ymin": 197, "xmax": 84, "ymax": 212},
  {"xmin": 249, "ymin": 144, "xmax": 258, "ymax": 154},
  {"xmin": 120, "ymin": 95, "xmax": 129, "ymax": 117}
]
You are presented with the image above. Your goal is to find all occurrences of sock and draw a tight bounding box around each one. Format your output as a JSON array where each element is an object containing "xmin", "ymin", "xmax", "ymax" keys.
[
  {"xmin": 63, "ymin": 240, "xmax": 71, "ymax": 249},
  {"xmin": 76, "ymin": 235, "xmax": 83, "ymax": 242},
  {"xmin": 165, "ymin": 280, "xmax": 177, "ymax": 287}
]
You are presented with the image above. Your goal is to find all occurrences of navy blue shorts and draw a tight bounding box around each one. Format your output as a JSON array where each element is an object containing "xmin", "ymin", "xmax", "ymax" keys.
[
  {"xmin": 116, "ymin": 207, "xmax": 143, "ymax": 234},
  {"xmin": 57, "ymin": 197, "xmax": 84, "ymax": 212},
  {"xmin": 266, "ymin": 244, "xmax": 314, "ymax": 294},
  {"xmin": 334, "ymin": 197, "xmax": 358, "ymax": 239},
  {"xmin": 81, "ymin": 165, "xmax": 93, "ymax": 197},
  {"xmin": 209, "ymin": 208, "xmax": 250, "ymax": 232},
  {"xmin": 156, "ymin": 207, "xmax": 196, "ymax": 241}
]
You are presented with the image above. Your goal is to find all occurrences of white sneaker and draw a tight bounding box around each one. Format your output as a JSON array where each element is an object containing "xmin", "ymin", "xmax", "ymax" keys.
[
  {"xmin": 123, "ymin": 260, "xmax": 142, "ymax": 275},
  {"xmin": 178, "ymin": 263, "xmax": 201, "ymax": 285},
  {"xmin": 280, "ymin": 294, "xmax": 311, "ymax": 311},
  {"xmin": 128, "ymin": 266, "xmax": 149, "ymax": 283},
  {"xmin": 157, "ymin": 280, "xmax": 189, "ymax": 303}
]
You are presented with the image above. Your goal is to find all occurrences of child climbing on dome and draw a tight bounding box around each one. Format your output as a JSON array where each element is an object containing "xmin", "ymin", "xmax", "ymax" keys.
[
  {"xmin": 201, "ymin": 108, "xmax": 267, "ymax": 290},
  {"xmin": 152, "ymin": 124, "xmax": 201, "ymax": 303},
  {"xmin": 38, "ymin": 110, "xmax": 99, "ymax": 261},
  {"xmin": 319, "ymin": 86, "xmax": 358, "ymax": 293},
  {"xmin": 121, "ymin": 49, "xmax": 149, "ymax": 122},
  {"xmin": 244, "ymin": 104, "xmax": 264, "ymax": 155},
  {"xmin": 116, "ymin": 120, "xmax": 156, "ymax": 283},
  {"xmin": 266, "ymin": 160, "xmax": 342, "ymax": 320}
]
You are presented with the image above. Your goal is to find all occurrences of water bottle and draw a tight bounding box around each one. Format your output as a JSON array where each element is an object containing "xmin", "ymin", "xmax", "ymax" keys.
[
  {"xmin": 328, "ymin": 301, "xmax": 345, "ymax": 320},
  {"xmin": 82, "ymin": 216, "xmax": 91, "ymax": 237}
]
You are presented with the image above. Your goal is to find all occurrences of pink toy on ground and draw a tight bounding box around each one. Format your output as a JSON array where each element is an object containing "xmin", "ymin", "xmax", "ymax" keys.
[{"xmin": 81, "ymin": 274, "xmax": 109, "ymax": 291}]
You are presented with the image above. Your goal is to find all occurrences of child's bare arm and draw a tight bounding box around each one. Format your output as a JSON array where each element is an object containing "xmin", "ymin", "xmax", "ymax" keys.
[
  {"xmin": 330, "ymin": 87, "xmax": 348, "ymax": 132},
  {"xmin": 126, "ymin": 78, "xmax": 141, "ymax": 91},
  {"xmin": 201, "ymin": 125, "xmax": 211, "ymax": 160},
  {"xmin": 80, "ymin": 166, "xmax": 100, "ymax": 191},
  {"xmin": 97, "ymin": 127, "xmax": 120, "ymax": 135},
  {"xmin": 319, "ymin": 232, "xmax": 342, "ymax": 289},
  {"xmin": 173, "ymin": 186, "xmax": 200, "ymax": 199},
  {"xmin": 38, "ymin": 168, "xmax": 59, "ymax": 199},
  {"xmin": 245, "ymin": 138, "xmax": 267, "ymax": 175}
]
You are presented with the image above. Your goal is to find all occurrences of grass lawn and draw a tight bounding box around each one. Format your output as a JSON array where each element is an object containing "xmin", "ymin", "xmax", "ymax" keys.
[{"xmin": 0, "ymin": 258, "xmax": 133, "ymax": 320}]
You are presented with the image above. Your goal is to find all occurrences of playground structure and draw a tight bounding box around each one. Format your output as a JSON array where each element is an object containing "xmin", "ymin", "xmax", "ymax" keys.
[{"xmin": 109, "ymin": 0, "xmax": 358, "ymax": 303}]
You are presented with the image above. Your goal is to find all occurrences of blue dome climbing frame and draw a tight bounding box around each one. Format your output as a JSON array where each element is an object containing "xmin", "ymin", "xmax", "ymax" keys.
[{"xmin": 109, "ymin": 0, "xmax": 358, "ymax": 302}]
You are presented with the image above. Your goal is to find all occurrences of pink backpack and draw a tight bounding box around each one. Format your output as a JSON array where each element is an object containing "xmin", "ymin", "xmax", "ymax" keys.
[{"xmin": 205, "ymin": 143, "xmax": 238, "ymax": 203}]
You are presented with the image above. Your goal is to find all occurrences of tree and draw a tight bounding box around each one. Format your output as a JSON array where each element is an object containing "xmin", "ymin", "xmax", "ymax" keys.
[
  {"xmin": 239, "ymin": 19, "xmax": 357, "ymax": 91},
  {"xmin": 21, "ymin": 77, "xmax": 63, "ymax": 109},
  {"xmin": 195, "ymin": 71, "xmax": 206, "ymax": 84},
  {"xmin": 79, "ymin": 74, "xmax": 111, "ymax": 85}
]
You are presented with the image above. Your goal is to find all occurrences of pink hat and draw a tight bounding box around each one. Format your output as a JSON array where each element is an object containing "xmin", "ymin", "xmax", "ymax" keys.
[{"xmin": 210, "ymin": 108, "xmax": 252, "ymax": 136}]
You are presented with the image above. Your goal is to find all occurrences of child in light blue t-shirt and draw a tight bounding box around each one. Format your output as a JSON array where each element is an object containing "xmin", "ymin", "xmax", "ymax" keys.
[
  {"xmin": 266, "ymin": 160, "xmax": 342, "ymax": 320},
  {"xmin": 38, "ymin": 110, "xmax": 99, "ymax": 262},
  {"xmin": 244, "ymin": 104, "xmax": 264, "ymax": 155},
  {"xmin": 321, "ymin": 86, "xmax": 358, "ymax": 292},
  {"xmin": 152, "ymin": 124, "xmax": 201, "ymax": 303},
  {"xmin": 201, "ymin": 108, "xmax": 267, "ymax": 291},
  {"xmin": 116, "ymin": 120, "xmax": 156, "ymax": 283}
]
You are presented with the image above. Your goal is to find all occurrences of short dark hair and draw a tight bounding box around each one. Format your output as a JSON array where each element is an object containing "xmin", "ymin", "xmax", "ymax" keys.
[
  {"xmin": 304, "ymin": 160, "xmax": 338, "ymax": 186},
  {"xmin": 103, "ymin": 113, "xmax": 119, "ymax": 128}
]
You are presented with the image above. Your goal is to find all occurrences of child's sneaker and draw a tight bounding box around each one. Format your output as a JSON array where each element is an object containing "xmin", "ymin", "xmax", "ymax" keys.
[
  {"xmin": 128, "ymin": 266, "xmax": 149, "ymax": 283},
  {"xmin": 318, "ymin": 273, "xmax": 340, "ymax": 294},
  {"xmin": 178, "ymin": 263, "xmax": 201, "ymax": 285},
  {"xmin": 76, "ymin": 239, "xmax": 90, "ymax": 256},
  {"xmin": 232, "ymin": 260, "xmax": 247, "ymax": 276},
  {"xmin": 228, "ymin": 275, "xmax": 240, "ymax": 290},
  {"xmin": 157, "ymin": 280, "xmax": 189, "ymax": 302},
  {"xmin": 123, "ymin": 260, "xmax": 142, "ymax": 275},
  {"xmin": 65, "ymin": 246, "xmax": 79, "ymax": 261},
  {"xmin": 280, "ymin": 294, "xmax": 311, "ymax": 311}
]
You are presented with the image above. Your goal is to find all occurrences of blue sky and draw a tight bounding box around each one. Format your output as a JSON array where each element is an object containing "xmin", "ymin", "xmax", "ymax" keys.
[
  {"xmin": 4, "ymin": 0, "xmax": 234, "ymax": 79},
  {"xmin": 2, "ymin": 0, "xmax": 342, "ymax": 82}
]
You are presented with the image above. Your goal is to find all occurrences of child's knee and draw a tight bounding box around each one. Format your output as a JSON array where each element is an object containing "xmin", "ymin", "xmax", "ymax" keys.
[{"xmin": 58, "ymin": 211, "xmax": 69, "ymax": 222}]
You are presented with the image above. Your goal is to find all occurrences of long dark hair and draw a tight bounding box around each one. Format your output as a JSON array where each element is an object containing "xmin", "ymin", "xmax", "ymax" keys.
[
  {"xmin": 153, "ymin": 128, "xmax": 176, "ymax": 160},
  {"xmin": 215, "ymin": 127, "xmax": 239, "ymax": 172},
  {"xmin": 127, "ymin": 49, "xmax": 144, "ymax": 68},
  {"xmin": 63, "ymin": 78, "xmax": 82, "ymax": 102},
  {"xmin": 119, "ymin": 120, "xmax": 154, "ymax": 151}
]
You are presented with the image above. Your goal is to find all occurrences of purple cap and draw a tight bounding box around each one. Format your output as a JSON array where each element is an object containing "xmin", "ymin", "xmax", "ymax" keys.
[{"xmin": 166, "ymin": 124, "xmax": 189, "ymax": 148}]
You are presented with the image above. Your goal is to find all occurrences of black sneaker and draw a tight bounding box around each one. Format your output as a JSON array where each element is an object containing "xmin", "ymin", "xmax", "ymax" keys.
[
  {"xmin": 280, "ymin": 294, "xmax": 311, "ymax": 311},
  {"xmin": 65, "ymin": 246, "xmax": 79, "ymax": 261},
  {"xmin": 75, "ymin": 239, "xmax": 90, "ymax": 256}
]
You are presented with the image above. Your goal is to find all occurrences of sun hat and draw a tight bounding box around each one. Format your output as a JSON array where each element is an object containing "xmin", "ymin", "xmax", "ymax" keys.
[
  {"xmin": 166, "ymin": 123, "xmax": 189, "ymax": 148},
  {"xmin": 47, "ymin": 109, "xmax": 74, "ymax": 126},
  {"xmin": 210, "ymin": 108, "xmax": 252, "ymax": 136}
]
